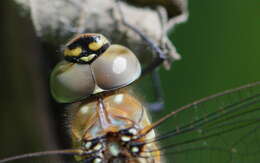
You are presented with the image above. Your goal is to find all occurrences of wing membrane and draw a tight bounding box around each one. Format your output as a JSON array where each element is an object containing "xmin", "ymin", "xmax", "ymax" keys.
[{"xmin": 152, "ymin": 82, "xmax": 260, "ymax": 163}]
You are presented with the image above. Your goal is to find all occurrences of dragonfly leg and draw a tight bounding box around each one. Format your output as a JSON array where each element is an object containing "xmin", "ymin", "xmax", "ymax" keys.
[
  {"xmin": 115, "ymin": 1, "xmax": 168, "ymax": 111},
  {"xmin": 146, "ymin": 70, "xmax": 165, "ymax": 111},
  {"xmin": 115, "ymin": 1, "xmax": 168, "ymax": 76},
  {"xmin": 156, "ymin": 6, "xmax": 181, "ymax": 70}
]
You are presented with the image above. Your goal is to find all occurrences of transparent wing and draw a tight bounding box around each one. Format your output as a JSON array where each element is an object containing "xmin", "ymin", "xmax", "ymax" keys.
[{"xmin": 151, "ymin": 82, "xmax": 260, "ymax": 163}]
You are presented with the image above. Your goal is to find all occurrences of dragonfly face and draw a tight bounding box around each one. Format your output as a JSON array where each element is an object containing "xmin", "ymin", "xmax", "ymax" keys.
[{"xmin": 50, "ymin": 34, "xmax": 141, "ymax": 103}]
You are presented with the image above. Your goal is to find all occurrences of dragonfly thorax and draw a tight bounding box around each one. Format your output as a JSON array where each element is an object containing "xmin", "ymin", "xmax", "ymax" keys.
[{"xmin": 70, "ymin": 92, "xmax": 161, "ymax": 163}]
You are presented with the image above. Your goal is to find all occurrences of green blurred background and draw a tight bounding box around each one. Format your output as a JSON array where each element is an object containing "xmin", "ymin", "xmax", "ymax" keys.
[{"xmin": 0, "ymin": 0, "xmax": 259, "ymax": 163}]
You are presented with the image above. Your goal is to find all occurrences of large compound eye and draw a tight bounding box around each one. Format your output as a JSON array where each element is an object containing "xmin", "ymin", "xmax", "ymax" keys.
[
  {"xmin": 50, "ymin": 61, "xmax": 95, "ymax": 103},
  {"xmin": 92, "ymin": 44, "xmax": 141, "ymax": 90},
  {"xmin": 63, "ymin": 33, "xmax": 110, "ymax": 64}
]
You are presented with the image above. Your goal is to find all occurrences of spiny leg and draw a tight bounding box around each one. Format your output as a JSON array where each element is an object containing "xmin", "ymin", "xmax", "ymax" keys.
[
  {"xmin": 115, "ymin": 0, "xmax": 168, "ymax": 76},
  {"xmin": 157, "ymin": 6, "xmax": 181, "ymax": 69},
  {"xmin": 146, "ymin": 7, "xmax": 174, "ymax": 111},
  {"xmin": 147, "ymin": 70, "xmax": 165, "ymax": 111},
  {"xmin": 115, "ymin": 1, "xmax": 167, "ymax": 111}
]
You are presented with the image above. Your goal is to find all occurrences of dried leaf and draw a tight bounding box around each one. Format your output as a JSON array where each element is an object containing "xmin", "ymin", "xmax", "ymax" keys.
[{"xmin": 13, "ymin": 0, "xmax": 188, "ymax": 64}]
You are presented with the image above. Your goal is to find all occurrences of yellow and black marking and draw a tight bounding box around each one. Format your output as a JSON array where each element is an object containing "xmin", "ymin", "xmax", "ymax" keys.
[{"xmin": 63, "ymin": 33, "xmax": 110, "ymax": 64}]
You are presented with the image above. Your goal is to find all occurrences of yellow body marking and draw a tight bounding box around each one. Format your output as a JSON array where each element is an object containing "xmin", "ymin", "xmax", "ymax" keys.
[
  {"xmin": 64, "ymin": 47, "xmax": 82, "ymax": 57},
  {"xmin": 88, "ymin": 36, "xmax": 109, "ymax": 51},
  {"xmin": 80, "ymin": 54, "xmax": 96, "ymax": 62},
  {"xmin": 88, "ymin": 41, "xmax": 103, "ymax": 51}
]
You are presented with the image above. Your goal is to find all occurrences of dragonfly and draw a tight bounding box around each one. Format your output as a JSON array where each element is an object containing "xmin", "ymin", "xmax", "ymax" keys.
[{"xmin": 0, "ymin": 30, "xmax": 260, "ymax": 162}]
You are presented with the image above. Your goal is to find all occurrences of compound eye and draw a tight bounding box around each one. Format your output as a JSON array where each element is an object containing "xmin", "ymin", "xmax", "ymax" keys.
[
  {"xmin": 50, "ymin": 61, "xmax": 95, "ymax": 103},
  {"xmin": 92, "ymin": 44, "xmax": 141, "ymax": 90}
]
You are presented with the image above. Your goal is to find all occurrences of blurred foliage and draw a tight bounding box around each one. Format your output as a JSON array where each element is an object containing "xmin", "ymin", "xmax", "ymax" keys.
[{"xmin": 0, "ymin": 0, "xmax": 259, "ymax": 163}]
